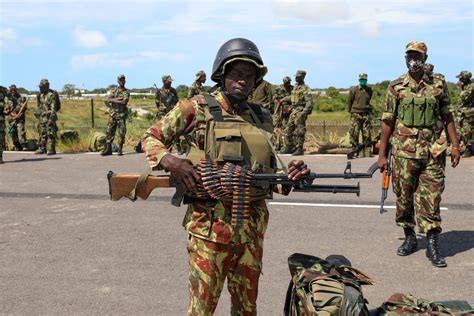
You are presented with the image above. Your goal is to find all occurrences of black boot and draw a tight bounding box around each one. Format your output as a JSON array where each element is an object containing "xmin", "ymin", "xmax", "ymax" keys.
[
  {"xmin": 292, "ymin": 148, "xmax": 304, "ymax": 156},
  {"xmin": 101, "ymin": 143, "xmax": 113, "ymax": 156},
  {"xmin": 35, "ymin": 147, "xmax": 46, "ymax": 154},
  {"xmin": 117, "ymin": 143, "xmax": 123, "ymax": 156},
  {"xmin": 47, "ymin": 141, "xmax": 56, "ymax": 155},
  {"xmin": 426, "ymin": 230, "xmax": 447, "ymax": 267},
  {"xmin": 279, "ymin": 146, "xmax": 295, "ymax": 154},
  {"xmin": 397, "ymin": 227, "xmax": 418, "ymax": 256}
]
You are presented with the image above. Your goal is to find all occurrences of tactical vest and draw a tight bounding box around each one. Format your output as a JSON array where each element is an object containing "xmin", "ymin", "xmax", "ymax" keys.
[
  {"xmin": 290, "ymin": 85, "xmax": 307, "ymax": 108},
  {"xmin": 186, "ymin": 93, "xmax": 276, "ymax": 200},
  {"xmin": 397, "ymin": 87, "xmax": 439, "ymax": 128}
]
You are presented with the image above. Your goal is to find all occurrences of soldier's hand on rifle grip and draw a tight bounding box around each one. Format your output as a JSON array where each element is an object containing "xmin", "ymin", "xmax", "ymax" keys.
[
  {"xmin": 287, "ymin": 160, "xmax": 310, "ymax": 180},
  {"xmin": 160, "ymin": 154, "xmax": 201, "ymax": 193},
  {"xmin": 377, "ymin": 156, "xmax": 388, "ymax": 173}
]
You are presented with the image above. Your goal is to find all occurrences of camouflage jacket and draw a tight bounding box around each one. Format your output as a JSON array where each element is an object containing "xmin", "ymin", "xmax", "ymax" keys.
[
  {"xmin": 6, "ymin": 93, "xmax": 27, "ymax": 116},
  {"xmin": 459, "ymin": 82, "xmax": 474, "ymax": 109},
  {"xmin": 107, "ymin": 86, "xmax": 130, "ymax": 115},
  {"xmin": 36, "ymin": 90, "xmax": 58, "ymax": 118},
  {"xmin": 348, "ymin": 85, "xmax": 373, "ymax": 113},
  {"xmin": 187, "ymin": 81, "xmax": 205, "ymax": 99},
  {"xmin": 248, "ymin": 80, "xmax": 274, "ymax": 112},
  {"xmin": 142, "ymin": 91, "xmax": 288, "ymax": 244},
  {"xmin": 0, "ymin": 87, "xmax": 7, "ymax": 122},
  {"xmin": 155, "ymin": 87, "xmax": 178, "ymax": 113},
  {"xmin": 382, "ymin": 72, "xmax": 451, "ymax": 159},
  {"xmin": 291, "ymin": 83, "xmax": 313, "ymax": 113}
]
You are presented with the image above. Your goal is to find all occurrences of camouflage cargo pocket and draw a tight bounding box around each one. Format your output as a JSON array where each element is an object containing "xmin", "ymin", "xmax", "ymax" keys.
[{"xmin": 393, "ymin": 125, "xmax": 418, "ymax": 153}]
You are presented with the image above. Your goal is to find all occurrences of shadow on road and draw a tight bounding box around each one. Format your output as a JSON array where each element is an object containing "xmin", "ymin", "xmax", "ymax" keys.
[{"xmin": 3, "ymin": 157, "xmax": 62, "ymax": 163}]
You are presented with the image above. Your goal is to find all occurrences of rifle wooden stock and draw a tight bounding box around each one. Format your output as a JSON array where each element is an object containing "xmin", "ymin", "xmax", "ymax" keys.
[{"xmin": 107, "ymin": 171, "xmax": 174, "ymax": 201}]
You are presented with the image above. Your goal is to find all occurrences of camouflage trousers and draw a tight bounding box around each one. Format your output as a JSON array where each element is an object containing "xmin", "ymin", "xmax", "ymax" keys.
[
  {"xmin": 272, "ymin": 113, "xmax": 290, "ymax": 150},
  {"xmin": 186, "ymin": 235, "xmax": 263, "ymax": 316},
  {"xmin": 105, "ymin": 114, "xmax": 126, "ymax": 145},
  {"xmin": 155, "ymin": 106, "xmax": 169, "ymax": 121},
  {"xmin": 349, "ymin": 113, "xmax": 372, "ymax": 148},
  {"xmin": 7, "ymin": 118, "xmax": 26, "ymax": 149},
  {"xmin": 392, "ymin": 154, "xmax": 445, "ymax": 234},
  {"xmin": 0, "ymin": 118, "xmax": 5, "ymax": 158},
  {"xmin": 285, "ymin": 108, "xmax": 309, "ymax": 150},
  {"xmin": 38, "ymin": 114, "xmax": 57, "ymax": 150}
]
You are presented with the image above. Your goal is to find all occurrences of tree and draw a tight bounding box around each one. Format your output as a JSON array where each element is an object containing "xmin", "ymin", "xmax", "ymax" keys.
[{"xmin": 62, "ymin": 84, "xmax": 76, "ymax": 99}]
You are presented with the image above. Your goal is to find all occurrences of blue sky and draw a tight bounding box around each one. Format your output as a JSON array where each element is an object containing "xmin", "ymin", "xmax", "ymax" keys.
[{"xmin": 0, "ymin": 0, "xmax": 472, "ymax": 91}]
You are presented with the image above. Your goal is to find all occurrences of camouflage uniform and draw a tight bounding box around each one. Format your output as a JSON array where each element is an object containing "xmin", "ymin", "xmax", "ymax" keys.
[
  {"xmin": 5, "ymin": 87, "xmax": 28, "ymax": 150},
  {"xmin": 142, "ymin": 90, "xmax": 289, "ymax": 315},
  {"xmin": 104, "ymin": 83, "xmax": 130, "ymax": 147},
  {"xmin": 248, "ymin": 80, "xmax": 274, "ymax": 112},
  {"xmin": 283, "ymin": 70, "xmax": 313, "ymax": 154},
  {"xmin": 36, "ymin": 79, "xmax": 59, "ymax": 154},
  {"xmin": 155, "ymin": 75, "xmax": 178, "ymax": 120},
  {"xmin": 348, "ymin": 73, "xmax": 373, "ymax": 151},
  {"xmin": 382, "ymin": 71, "xmax": 451, "ymax": 233},
  {"xmin": 0, "ymin": 86, "xmax": 7, "ymax": 163},
  {"xmin": 455, "ymin": 71, "xmax": 474, "ymax": 155},
  {"xmin": 272, "ymin": 77, "xmax": 293, "ymax": 151},
  {"xmin": 187, "ymin": 70, "xmax": 206, "ymax": 99}
]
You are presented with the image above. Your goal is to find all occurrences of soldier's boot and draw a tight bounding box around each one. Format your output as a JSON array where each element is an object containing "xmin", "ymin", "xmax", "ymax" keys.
[
  {"xmin": 0, "ymin": 155, "xmax": 3, "ymax": 164},
  {"xmin": 35, "ymin": 147, "xmax": 47, "ymax": 154},
  {"xmin": 279, "ymin": 146, "xmax": 295, "ymax": 154},
  {"xmin": 47, "ymin": 142, "xmax": 56, "ymax": 156},
  {"xmin": 14, "ymin": 142, "xmax": 22, "ymax": 151},
  {"xmin": 426, "ymin": 229, "xmax": 447, "ymax": 267},
  {"xmin": 101, "ymin": 143, "xmax": 113, "ymax": 156},
  {"xmin": 117, "ymin": 143, "xmax": 124, "ymax": 156},
  {"xmin": 292, "ymin": 147, "xmax": 304, "ymax": 156},
  {"xmin": 397, "ymin": 227, "xmax": 418, "ymax": 256},
  {"xmin": 21, "ymin": 143, "xmax": 28, "ymax": 151}
]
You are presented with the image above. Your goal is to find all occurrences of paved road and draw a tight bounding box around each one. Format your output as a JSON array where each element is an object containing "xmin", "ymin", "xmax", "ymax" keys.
[{"xmin": 1, "ymin": 152, "xmax": 473, "ymax": 315}]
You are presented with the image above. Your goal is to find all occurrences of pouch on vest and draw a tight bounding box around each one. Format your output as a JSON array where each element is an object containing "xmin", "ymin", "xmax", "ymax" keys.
[
  {"xmin": 213, "ymin": 127, "xmax": 242, "ymax": 162},
  {"xmin": 398, "ymin": 97, "xmax": 414, "ymax": 127}
]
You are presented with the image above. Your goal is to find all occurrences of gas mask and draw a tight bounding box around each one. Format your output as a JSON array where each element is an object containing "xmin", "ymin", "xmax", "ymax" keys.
[{"xmin": 407, "ymin": 59, "xmax": 425, "ymax": 72}]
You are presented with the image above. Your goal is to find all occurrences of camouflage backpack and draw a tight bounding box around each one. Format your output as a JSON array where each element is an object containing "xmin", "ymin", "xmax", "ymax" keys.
[
  {"xmin": 284, "ymin": 253, "xmax": 374, "ymax": 316},
  {"xmin": 377, "ymin": 293, "xmax": 474, "ymax": 315},
  {"xmin": 88, "ymin": 131, "xmax": 107, "ymax": 152}
]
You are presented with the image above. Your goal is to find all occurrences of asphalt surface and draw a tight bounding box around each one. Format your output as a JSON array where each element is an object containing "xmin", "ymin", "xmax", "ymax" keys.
[{"xmin": 1, "ymin": 151, "xmax": 473, "ymax": 315}]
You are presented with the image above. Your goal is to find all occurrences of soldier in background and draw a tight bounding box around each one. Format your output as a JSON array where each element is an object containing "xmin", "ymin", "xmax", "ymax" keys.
[
  {"xmin": 35, "ymin": 79, "xmax": 59, "ymax": 155},
  {"xmin": 187, "ymin": 70, "xmax": 206, "ymax": 99},
  {"xmin": 101, "ymin": 74, "xmax": 129, "ymax": 156},
  {"xmin": 347, "ymin": 73, "xmax": 373, "ymax": 157},
  {"xmin": 272, "ymin": 76, "xmax": 293, "ymax": 151},
  {"xmin": 248, "ymin": 79, "xmax": 273, "ymax": 112},
  {"xmin": 155, "ymin": 75, "xmax": 178, "ymax": 120},
  {"xmin": 377, "ymin": 41, "xmax": 460, "ymax": 268},
  {"xmin": 0, "ymin": 86, "xmax": 7, "ymax": 164},
  {"xmin": 6, "ymin": 85, "xmax": 28, "ymax": 151},
  {"xmin": 280, "ymin": 70, "xmax": 313, "ymax": 156},
  {"xmin": 455, "ymin": 71, "xmax": 474, "ymax": 157}
]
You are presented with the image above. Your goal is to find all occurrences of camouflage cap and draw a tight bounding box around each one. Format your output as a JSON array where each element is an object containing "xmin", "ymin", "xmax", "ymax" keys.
[
  {"xmin": 195, "ymin": 70, "xmax": 206, "ymax": 79},
  {"xmin": 456, "ymin": 71, "xmax": 472, "ymax": 80},
  {"xmin": 117, "ymin": 74, "xmax": 126, "ymax": 80},
  {"xmin": 405, "ymin": 41, "xmax": 427, "ymax": 54},
  {"xmin": 295, "ymin": 70, "xmax": 306, "ymax": 78},
  {"xmin": 359, "ymin": 73, "xmax": 368, "ymax": 80},
  {"xmin": 162, "ymin": 75, "xmax": 173, "ymax": 82},
  {"xmin": 282, "ymin": 76, "xmax": 291, "ymax": 83},
  {"xmin": 9, "ymin": 84, "xmax": 17, "ymax": 90},
  {"xmin": 38, "ymin": 78, "xmax": 49, "ymax": 87}
]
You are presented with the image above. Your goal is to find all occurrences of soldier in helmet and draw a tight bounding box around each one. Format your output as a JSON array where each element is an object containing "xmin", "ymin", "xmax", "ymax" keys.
[
  {"xmin": 101, "ymin": 74, "xmax": 130, "ymax": 156},
  {"xmin": 0, "ymin": 86, "xmax": 8, "ymax": 163},
  {"xmin": 347, "ymin": 73, "xmax": 373, "ymax": 157},
  {"xmin": 187, "ymin": 70, "xmax": 207, "ymax": 99},
  {"xmin": 6, "ymin": 85, "xmax": 28, "ymax": 151},
  {"xmin": 377, "ymin": 41, "xmax": 460, "ymax": 268},
  {"xmin": 141, "ymin": 37, "xmax": 310, "ymax": 315},
  {"xmin": 455, "ymin": 71, "xmax": 474, "ymax": 157},
  {"xmin": 155, "ymin": 75, "xmax": 178, "ymax": 120},
  {"xmin": 35, "ymin": 79, "xmax": 59, "ymax": 155},
  {"xmin": 280, "ymin": 70, "xmax": 313, "ymax": 156},
  {"xmin": 273, "ymin": 76, "xmax": 294, "ymax": 151}
]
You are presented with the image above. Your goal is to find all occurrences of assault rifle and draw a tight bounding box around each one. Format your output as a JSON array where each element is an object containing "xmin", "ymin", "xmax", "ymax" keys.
[
  {"xmin": 347, "ymin": 133, "xmax": 381, "ymax": 160},
  {"xmin": 379, "ymin": 144, "xmax": 392, "ymax": 214},
  {"xmin": 108, "ymin": 160, "xmax": 378, "ymax": 206}
]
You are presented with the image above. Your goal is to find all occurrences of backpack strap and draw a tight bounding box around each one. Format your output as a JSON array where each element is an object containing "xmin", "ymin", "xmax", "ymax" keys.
[{"xmin": 203, "ymin": 93, "xmax": 223, "ymax": 122}]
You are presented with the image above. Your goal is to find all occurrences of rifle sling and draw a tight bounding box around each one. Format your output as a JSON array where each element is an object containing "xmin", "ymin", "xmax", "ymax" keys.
[{"xmin": 126, "ymin": 168, "xmax": 153, "ymax": 201}]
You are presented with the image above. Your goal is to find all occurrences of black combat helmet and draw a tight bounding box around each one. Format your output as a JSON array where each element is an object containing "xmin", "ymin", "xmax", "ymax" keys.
[{"xmin": 211, "ymin": 38, "xmax": 268, "ymax": 85}]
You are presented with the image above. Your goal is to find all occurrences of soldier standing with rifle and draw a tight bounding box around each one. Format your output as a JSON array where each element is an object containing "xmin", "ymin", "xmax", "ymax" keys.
[
  {"xmin": 273, "ymin": 76, "xmax": 293, "ymax": 151},
  {"xmin": 455, "ymin": 71, "xmax": 474, "ymax": 157},
  {"xmin": 141, "ymin": 38, "xmax": 310, "ymax": 315},
  {"xmin": 155, "ymin": 75, "xmax": 178, "ymax": 120},
  {"xmin": 187, "ymin": 70, "xmax": 207, "ymax": 99},
  {"xmin": 347, "ymin": 73, "xmax": 373, "ymax": 158},
  {"xmin": 377, "ymin": 41, "xmax": 460, "ymax": 268},
  {"xmin": 35, "ymin": 79, "xmax": 59, "ymax": 155},
  {"xmin": 6, "ymin": 85, "xmax": 28, "ymax": 151},
  {"xmin": 0, "ymin": 86, "xmax": 7, "ymax": 164},
  {"xmin": 101, "ymin": 74, "xmax": 129, "ymax": 156}
]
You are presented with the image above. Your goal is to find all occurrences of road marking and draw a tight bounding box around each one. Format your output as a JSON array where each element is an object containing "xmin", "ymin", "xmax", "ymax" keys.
[{"xmin": 269, "ymin": 202, "xmax": 448, "ymax": 211}]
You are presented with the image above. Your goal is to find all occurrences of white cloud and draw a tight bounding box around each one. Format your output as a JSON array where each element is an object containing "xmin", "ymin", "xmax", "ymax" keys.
[
  {"xmin": 0, "ymin": 28, "xmax": 18, "ymax": 49},
  {"xmin": 71, "ymin": 51, "xmax": 186, "ymax": 70},
  {"xmin": 278, "ymin": 41, "xmax": 323, "ymax": 54},
  {"xmin": 359, "ymin": 20, "xmax": 380, "ymax": 38},
  {"xmin": 72, "ymin": 25, "xmax": 107, "ymax": 49}
]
